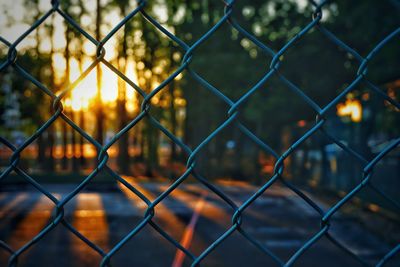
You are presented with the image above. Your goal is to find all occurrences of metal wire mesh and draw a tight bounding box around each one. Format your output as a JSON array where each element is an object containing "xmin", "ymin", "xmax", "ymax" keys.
[{"xmin": 0, "ymin": 0, "xmax": 399, "ymax": 266}]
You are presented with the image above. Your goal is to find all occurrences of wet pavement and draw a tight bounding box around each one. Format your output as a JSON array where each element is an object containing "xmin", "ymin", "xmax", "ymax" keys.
[{"xmin": 0, "ymin": 180, "xmax": 398, "ymax": 267}]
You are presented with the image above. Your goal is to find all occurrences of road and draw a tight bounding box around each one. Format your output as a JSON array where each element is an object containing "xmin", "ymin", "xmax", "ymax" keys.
[{"xmin": 0, "ymin": 181, "xmax": 397, "ymax": 267}]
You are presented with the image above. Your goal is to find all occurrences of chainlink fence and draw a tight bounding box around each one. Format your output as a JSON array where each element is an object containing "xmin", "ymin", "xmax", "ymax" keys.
[{"xmin": 0, "ymin": 0, "xmax": 399, "ymax": 266}]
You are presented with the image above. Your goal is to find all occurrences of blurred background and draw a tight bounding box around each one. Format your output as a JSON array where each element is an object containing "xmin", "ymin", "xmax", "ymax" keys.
[{"xmin": 0, "ymin": 0, "xmax": 399, "ymax": 266}]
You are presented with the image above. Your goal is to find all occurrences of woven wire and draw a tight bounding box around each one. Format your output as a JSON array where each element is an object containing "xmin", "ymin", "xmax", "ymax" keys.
[{"xmin": 0, "ymin": 0, "xmax": 399, "ymax": 266}]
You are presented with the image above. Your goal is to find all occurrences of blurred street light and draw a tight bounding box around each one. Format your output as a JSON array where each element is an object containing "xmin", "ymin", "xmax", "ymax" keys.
[{"xmin": 337, "ymin": 98, "xmax": 362, "ymax": 123}]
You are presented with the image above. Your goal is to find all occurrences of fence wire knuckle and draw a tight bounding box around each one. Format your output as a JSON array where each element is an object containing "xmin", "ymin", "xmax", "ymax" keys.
[{"xmin": 0, "ymin": 0, "xmax": 399, "ymax": 266}]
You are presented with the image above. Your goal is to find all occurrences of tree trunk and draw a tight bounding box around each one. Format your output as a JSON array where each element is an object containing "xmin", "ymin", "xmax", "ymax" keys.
[
  {"xmin": 95, "ymin": 0, "xmax": 104, "ymax": 145},
  {"xmin": 61, "ymin": 113, "xmax": 68, "ymax": 170},
  {"xmin": 33, "ymin": 3, "xmax": 46, "ymax": 171},
  {"xmin": 77, "ymin": 0, "xmax": 86, "ymax": 169},
  {"xmin": 116, "ymin": 6, "xmax": 130, "ymax": 174},
  {"xmin": 169, "ymin": 81, "xmax": 178, "ymax": 161},
  {"xmin": 46, "ymin": 14, "xmax": 56, "ymax": 172},
  {"xmin": 71, "ymin": 109, "xmax": 79, "ymax": 172}
]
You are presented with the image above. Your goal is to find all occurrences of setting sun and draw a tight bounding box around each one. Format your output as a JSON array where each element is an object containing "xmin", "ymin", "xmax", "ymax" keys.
[{"xmin": 54, "ymin": 52, "xmax": 137, "ymax": 112}]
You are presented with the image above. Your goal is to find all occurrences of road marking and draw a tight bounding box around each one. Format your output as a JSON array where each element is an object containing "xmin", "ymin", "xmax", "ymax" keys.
[
  {"xmin": 172, "ymin": 192, "xmax": 207, "ymax": 267},
  {"xmin": 159, "ymin": 185, "xmax": 231, "ymax": 228}
]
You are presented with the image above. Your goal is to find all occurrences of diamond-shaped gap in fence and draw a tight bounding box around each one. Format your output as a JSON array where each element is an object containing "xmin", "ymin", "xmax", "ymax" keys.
[
  {"xmin": 184, "ymin": 119, "xmax": 244, "ymax": 183},
  {"xmin": 169, "ymin": 114, "xmax": 294, "ymax": 209},
  {"xmin": 276, "ymin": 30, "xmax": 360, "ymax": 108},
  {"xmin": 95, "ymin": 13, "xmax": 186, "ymax": 83},
  {"xmin": 184, "ymin": 117, "xmax": 277, "ymax": 183},
  {"xmin": 126, "ymin": 87, "xmax": 191, "ymax": 180},
  {"xmin": 237, "ymin": 74, "xmax": 319, "ymax": 153},
  {"xmin": 171, "ymin": 75, "xmax": 232, "ymax": 153},
  {"xmin": 56, "ymin": 0, "xmax": 149, "ymax": 61},
  {"xmin": 101, "ymin": 113, "xmax": 161, "ymax": 177},
  {"xmin": 122, "ymin": 110, "xmax": 253, "ymax": 250},
  {"xmin": 91, "ymin": 43, "xmax": 187, "ymax": 177},
  {"xmin": 187, "ymin": 22, "xmax": 272, "ymax": 101}
]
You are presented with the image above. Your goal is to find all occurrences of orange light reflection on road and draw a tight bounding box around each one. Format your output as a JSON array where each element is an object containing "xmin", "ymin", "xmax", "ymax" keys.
[
  {"xmin": 71, "ymin": 193, "xmax": 109, "ymax": 266},
  {"xmin": 7, "ymin": 195, "xmax": 57, "ymax": 250}
]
